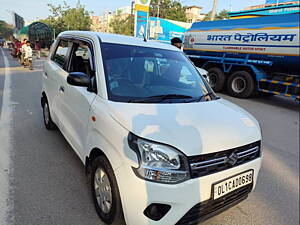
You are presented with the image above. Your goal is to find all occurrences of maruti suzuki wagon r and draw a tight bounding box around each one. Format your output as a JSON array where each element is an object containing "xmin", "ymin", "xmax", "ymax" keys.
[{"xmin": 41, "ymin": 31, "xmax": 262, "ymax": 225}]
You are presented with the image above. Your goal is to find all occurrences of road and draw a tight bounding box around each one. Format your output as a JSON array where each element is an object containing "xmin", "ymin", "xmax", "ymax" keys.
[{"xmin": 0, "ymin": 47, "xmax": 299, "ymax": 225}]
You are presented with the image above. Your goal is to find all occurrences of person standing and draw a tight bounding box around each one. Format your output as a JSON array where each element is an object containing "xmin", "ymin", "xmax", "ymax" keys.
[
  {"xmin": 20, "ymin": 38, "xmax": 27, "ymax": 65},
  {"xmin": 171, "ymin": 37, "xmax": 183, "ymax": 50},
  {"xmin": 24, "ymin": 41, "xmax": 33, "ymax": 70},
  {"xmin": 34, "ymin": 41, "xmax": 41, "ymax": 59},
  {"xmin": 15, "ymin": 39, "xmax": 22, "ymax": 62}
]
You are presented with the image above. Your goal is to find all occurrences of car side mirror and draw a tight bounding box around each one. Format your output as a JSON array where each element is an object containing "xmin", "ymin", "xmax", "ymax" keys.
[
  {"xmin": 67, "ymin": 72, "xmax": 91, "ymax": 87},
  {"xmin": 196, "ymin": 67, "xmax": 209, "ymax": 83}
]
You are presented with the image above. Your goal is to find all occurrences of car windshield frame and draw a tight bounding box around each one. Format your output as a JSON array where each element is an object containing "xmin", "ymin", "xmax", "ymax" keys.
[{"xmin": 100, "ymin": 42, "xmax": 217, "ymax": 103}]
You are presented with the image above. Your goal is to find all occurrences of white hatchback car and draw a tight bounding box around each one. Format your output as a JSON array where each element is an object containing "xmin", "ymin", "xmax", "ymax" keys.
[{"xmin": 42, "ymin": 31, "xmax": 262, "ymax": 225}]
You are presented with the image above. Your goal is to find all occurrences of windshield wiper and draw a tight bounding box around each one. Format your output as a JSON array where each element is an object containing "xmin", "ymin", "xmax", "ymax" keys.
[
  {"xmin": 128, "ymin": 94, "xmax": 194, "ymax": 103},
  {"xmin": 186, "ymin": 92, "xmax": 220, "ymax": 103}
]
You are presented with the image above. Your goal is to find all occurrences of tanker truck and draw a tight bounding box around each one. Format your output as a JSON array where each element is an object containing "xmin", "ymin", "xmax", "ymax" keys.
[{"xmin": 184, "ymin": 13, "xmax": 300, "ymax": 99}]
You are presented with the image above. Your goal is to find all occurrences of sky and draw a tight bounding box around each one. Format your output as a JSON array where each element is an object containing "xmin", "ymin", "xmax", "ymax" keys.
[{"xmin": 0, "ymin": 0, "xmax": 266, "ymax": 24}]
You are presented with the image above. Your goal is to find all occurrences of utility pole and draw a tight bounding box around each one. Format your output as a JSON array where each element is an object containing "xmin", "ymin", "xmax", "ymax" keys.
[
  {"xmin": 131, "ymin": 1, "xmax": 134, "ymax": 35},
  {"xmin": 211, "ymin": 0, "xmax": 218, "ymax": 21},
  {"xmin": 156, "ymin": 0, "xmax": 161, "ymax": 40},
  {"xmin": 157, "ymin": 0, "xmax": 160, "ymax": 18}
]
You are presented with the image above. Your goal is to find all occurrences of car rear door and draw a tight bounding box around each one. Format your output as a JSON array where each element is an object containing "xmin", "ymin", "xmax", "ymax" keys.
[{"xmin": 44, "ymin": 38, "xmax": 72, "ymax": 127}]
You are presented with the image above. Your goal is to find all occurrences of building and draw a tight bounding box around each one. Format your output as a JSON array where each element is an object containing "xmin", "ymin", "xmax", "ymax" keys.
[
  {"xmin": 90, "ymin": 16, "xmax": 101, "ymax": 32},
  {"xmin": 185, "ymin": 6, "xmax": 206, "ymax": 23},
  {"xmin": 114, "ymin": 6, "xmax": 132, "ymax": 20},
  {"xmin": 98, "ymin": 11, "xmax": 114, "ymax": 33},
  {"xmin": 116, "ymin": 6, "xmax": 132, "ymax": 15},
  {"xmin": 97, "ymin": 6, "xmax": 133, "ymax": 33}
]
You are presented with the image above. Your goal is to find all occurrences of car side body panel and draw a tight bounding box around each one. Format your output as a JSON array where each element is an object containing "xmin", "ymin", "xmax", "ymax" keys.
[{"xmin": 85, "ymin": 96, "xmax": 139, "ymax": 170}]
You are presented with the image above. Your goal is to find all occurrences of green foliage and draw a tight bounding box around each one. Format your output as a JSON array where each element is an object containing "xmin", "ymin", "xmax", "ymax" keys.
[
  {"xmin": 203, "ymin": 9, "xmax": 229, "ymax": 21},
  {"xmin": 0, "ymin": 20, "xmax": 14, "ymax": 39},
  {"xmin": 150, "ymin": 0, "xmax": 187, "ymax": 22},
  {"xmin": 40, "ymin": 1, "xmax": 92, "ymax": 37},
  {"xmin": 109, "ymin": 11, "xmax": 134, "ymax": 36},
  {"xmin": 217, "ymin": 9, "xmax": 230, "ymax": 20}
]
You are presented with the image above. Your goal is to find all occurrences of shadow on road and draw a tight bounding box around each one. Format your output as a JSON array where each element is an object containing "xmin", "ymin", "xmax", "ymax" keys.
[
  {"xmin": 252, "ymin": 95, "xmax": 299, "ymax": 111},
  {"xmin": 218, "ymin": 92, "xmax": 299, "ymax": 112}
]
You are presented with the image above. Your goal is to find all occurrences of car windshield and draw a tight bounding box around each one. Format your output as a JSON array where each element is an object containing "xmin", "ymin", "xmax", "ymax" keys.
[{"xmin": 101, "ymin": 43, "xmax": 217, "ymax": 103}]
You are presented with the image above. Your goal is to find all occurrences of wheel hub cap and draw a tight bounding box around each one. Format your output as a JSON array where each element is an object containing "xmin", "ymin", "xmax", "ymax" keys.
[
  {"xmin": 94, "ymin": 168, "xmax": 112, "ymax": 214},
  {"xmin": 44, "ymin": 103, "xmax": 50, "ymax": 124},
  {"xmin": 232, "ymin": 77, "xmax": 246, "ymax": 93}
]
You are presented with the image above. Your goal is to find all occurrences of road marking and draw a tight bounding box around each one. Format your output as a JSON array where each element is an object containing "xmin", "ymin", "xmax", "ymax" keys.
[{"xmin": 0, "ymin": 48, "xmax": 14, "ymax": 225}]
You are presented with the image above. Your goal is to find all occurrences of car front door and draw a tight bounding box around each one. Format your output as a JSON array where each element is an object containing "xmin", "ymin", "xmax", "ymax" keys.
[{"xmin": 59, "ymin": 38, "xmax": 97, "ymax": 158}]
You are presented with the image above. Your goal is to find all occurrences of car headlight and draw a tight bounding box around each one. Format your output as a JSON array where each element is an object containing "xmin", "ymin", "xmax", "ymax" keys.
[{"xmin": 128, "ymin": 133, "xmax": 190, "ymax": 184}]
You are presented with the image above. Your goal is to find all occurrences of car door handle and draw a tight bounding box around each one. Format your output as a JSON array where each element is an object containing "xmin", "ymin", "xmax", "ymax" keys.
[{"xmin": 59, "ymin": 86, "xmax": 65, "ymax": 93}]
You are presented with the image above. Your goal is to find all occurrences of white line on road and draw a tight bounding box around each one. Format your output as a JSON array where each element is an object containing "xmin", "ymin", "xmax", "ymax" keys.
[{"xmin": 0, "ymin": 47, "xmax": 14, "ymax": 225}]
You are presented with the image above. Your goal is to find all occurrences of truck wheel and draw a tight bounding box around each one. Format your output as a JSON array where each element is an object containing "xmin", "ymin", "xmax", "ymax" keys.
[
  {"xmin": 207, "ymin": 67, "xmax": 226, "ymax": 92},
  {"xmin": 91, "ymin": 156, "xmax": 125, "ymax": 225},
  {"xmin": 227, "ymin": 71, "xmax": 256, "ymax": 98}
]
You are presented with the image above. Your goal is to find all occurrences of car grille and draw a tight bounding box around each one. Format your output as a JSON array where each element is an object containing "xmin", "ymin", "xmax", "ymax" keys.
[
  {"xmin": 188, "ymin": 141, "xmax": 261, "ymax": 178},
  {"xmin": 176, "ymin": 184, "xmax": 252, "ymax": 225}
]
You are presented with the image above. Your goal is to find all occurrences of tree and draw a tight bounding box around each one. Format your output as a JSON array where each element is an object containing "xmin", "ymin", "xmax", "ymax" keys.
[
  {"xmin": 0, "ymin": 20, "xmax": 14, "ymax": 39},
  {"xmin": 150, "ymin": 0, "xmax": 187, "ymax": 22},
  {"xmin": 40, "ymin": 1, "xmax": 92, "ymax": 36},
  {"xmin": 63, "ymin": 3, "xmax": 92, "ymax": 30},
  {"xmin": 109, "ymin": 11, "xmax": 134, "ymax": 36},
  {"xmin": 217, "ymin": 9, "xmax": 230, "ymax": 20},
  {"xmin": 203, "ymin": 9, "xmax": 229, "ymax": 21}
]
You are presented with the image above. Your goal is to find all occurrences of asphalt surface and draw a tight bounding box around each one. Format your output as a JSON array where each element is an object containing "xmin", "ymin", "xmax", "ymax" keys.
[{"xmin": 0, "ymin": 46, "xmax": 299, "ymax": 225}]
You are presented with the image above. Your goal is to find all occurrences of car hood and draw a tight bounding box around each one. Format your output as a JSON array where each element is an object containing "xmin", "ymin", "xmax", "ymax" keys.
[{"xmin": 107, "ymin": 99, "xmax": 261, "ymax": 156}]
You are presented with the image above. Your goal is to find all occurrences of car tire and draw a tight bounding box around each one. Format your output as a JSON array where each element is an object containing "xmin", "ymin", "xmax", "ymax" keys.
[
  {"xmin": 91, "ymin": 156, "xmax": 125, "ymax": 225},
  {"xmin": 207, "ymin": 67, "xmax": 226, "ymax": 92},
  {"xmin": 42, "ymin": 99, "xmax": 57, "ymax": 130},
  {"xmin": 227, "ymin": 71, "xmax": 256, "ymax": 98}
]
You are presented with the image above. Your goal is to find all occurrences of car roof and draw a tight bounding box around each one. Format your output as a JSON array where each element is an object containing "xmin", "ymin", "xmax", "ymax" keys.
[{"xmin": 59, "ymin": 31, "xmax": 181, "ymax": 52}]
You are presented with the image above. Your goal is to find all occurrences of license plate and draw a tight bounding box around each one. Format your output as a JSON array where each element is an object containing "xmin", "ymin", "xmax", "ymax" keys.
[{"xmin": 213, "ymin": 170, "xmax": 253, "ymax": 200}]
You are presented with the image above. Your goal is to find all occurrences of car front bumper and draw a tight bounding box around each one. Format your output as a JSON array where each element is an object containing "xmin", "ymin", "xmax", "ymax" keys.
[{"xmin": 115, "ymin": 157, "xmax": 262, "ymax": 225}]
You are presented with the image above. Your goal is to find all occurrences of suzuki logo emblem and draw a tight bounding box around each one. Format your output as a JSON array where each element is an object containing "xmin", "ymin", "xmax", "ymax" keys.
[{"xmin": 226, "ymin": 153, "xmax": 238, "ymax": 166}]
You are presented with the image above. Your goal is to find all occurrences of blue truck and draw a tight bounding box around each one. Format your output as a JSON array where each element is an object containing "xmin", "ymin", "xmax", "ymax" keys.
[{"xmin": 184, "ymin": 14, "xmax": 300, "ymax": 99}]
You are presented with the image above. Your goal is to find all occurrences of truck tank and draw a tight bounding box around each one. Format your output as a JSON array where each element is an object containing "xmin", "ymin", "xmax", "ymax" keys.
[{"xmin": 184, "ymin": 14, "xmax": 300, "ymax": 76}]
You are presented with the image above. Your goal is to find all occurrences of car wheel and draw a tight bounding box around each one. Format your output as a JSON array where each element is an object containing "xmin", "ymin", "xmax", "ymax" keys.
[
  {"xmin": 207, "ymin": 67, "xmax": 226, "ymax": 92},
  {"xmin": 227, "ymin": 71, "xmax": 256, "ymax": 98},
  {"xmin": 91, "ymin": 156, "xmax": 125, "ymax": 225},
  {"xmin": 42, "ymin": 99, "xmax": 57, "ymax": 130}
]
